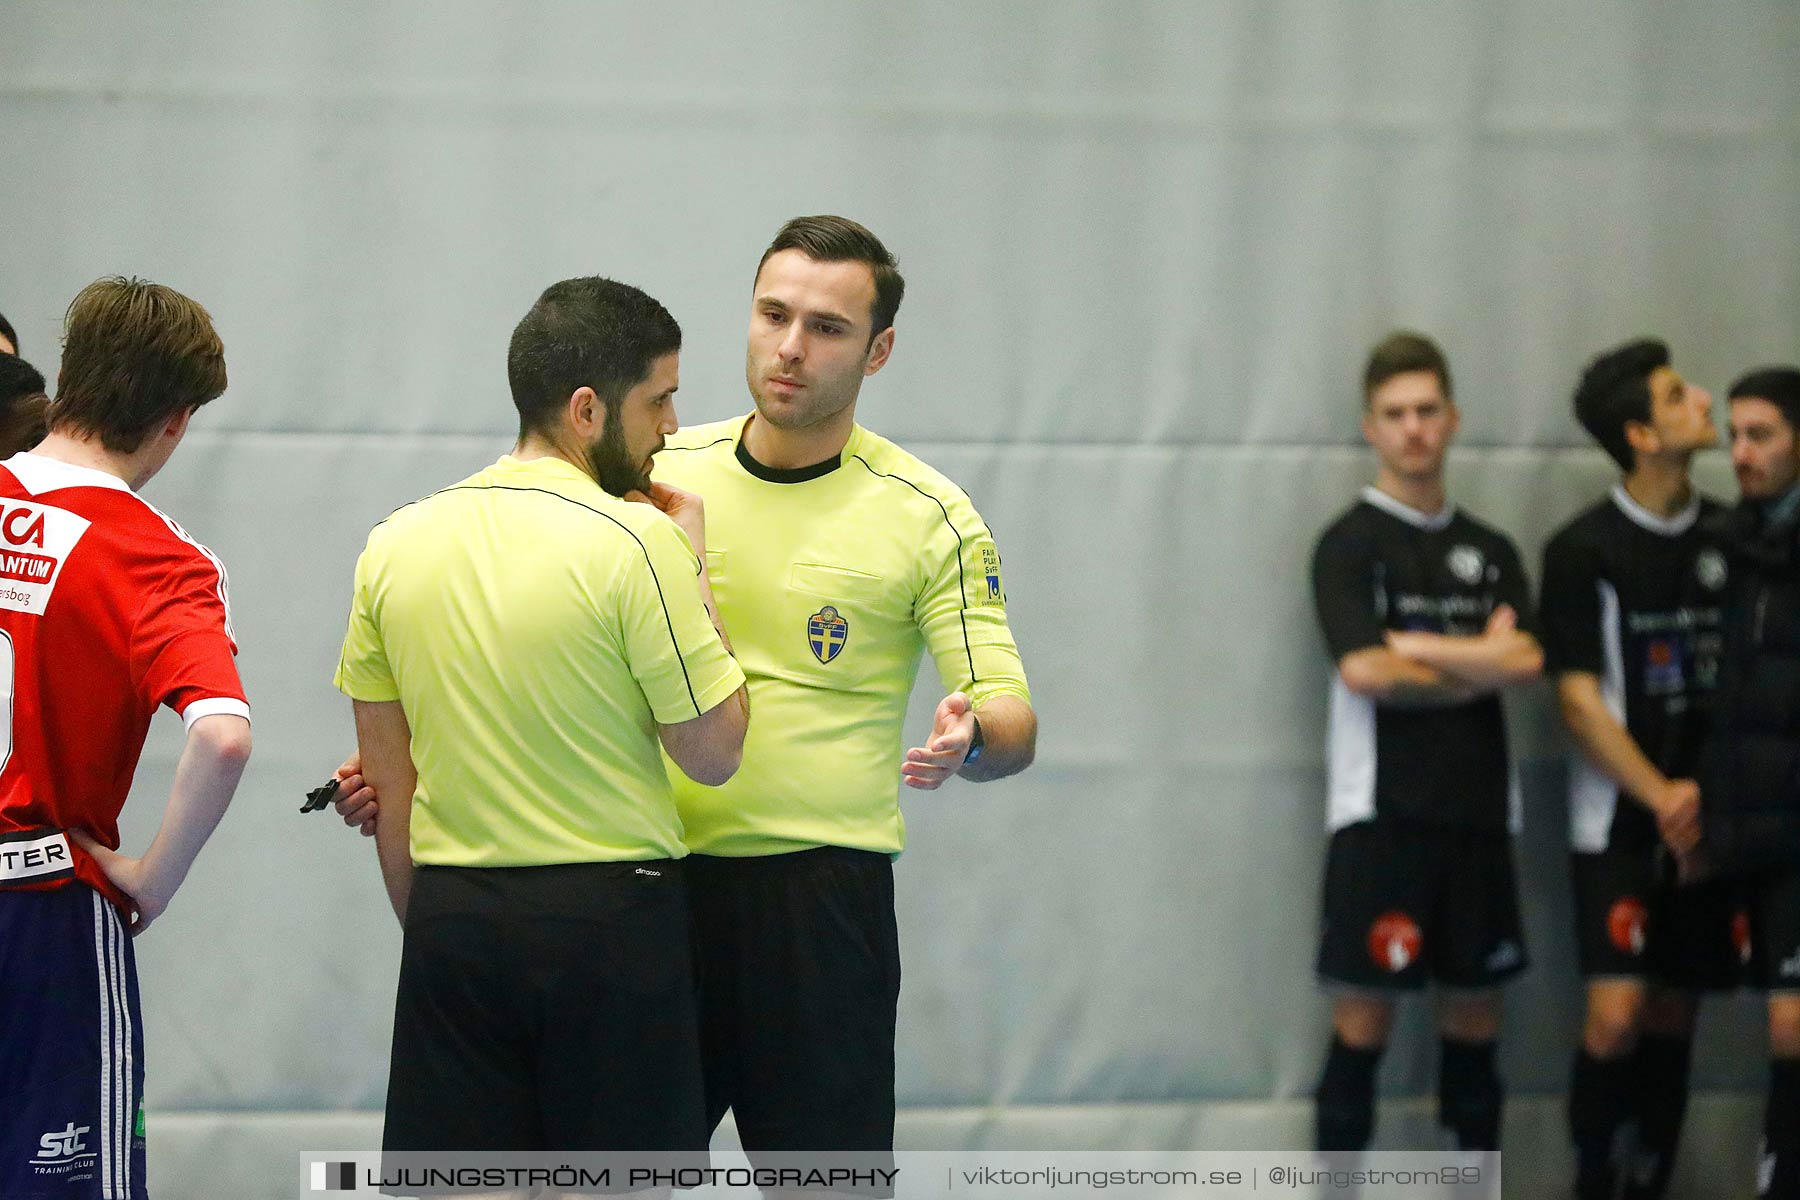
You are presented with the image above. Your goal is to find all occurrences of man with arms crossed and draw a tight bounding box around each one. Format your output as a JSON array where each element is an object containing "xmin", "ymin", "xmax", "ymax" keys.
[
  {"xmin": 1310, "ymin": 331, "xmax": 1542, "ymax": 1159},
  {"xmin": 0, "ymin": 277, "xmax": 251, "ymax": 1200},
  {"xmin": 335, "ymin": 278, "xmax": 747, "ymax": 1163},
  {"xmin": 1703, "ymin": 367, "xmax": 1800, "ymax": 1200},
  {"xmin": 1540, "ymin": 339, "xmax": 1739, "ymax": 1200}
]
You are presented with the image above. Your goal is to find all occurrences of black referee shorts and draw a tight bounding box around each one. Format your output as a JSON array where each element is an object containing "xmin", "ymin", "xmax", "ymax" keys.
[
  {"xmin": 687, "ymin": 847, "xmax": 902, "ymax": 1155},
  {"xmin": 1316, "ymin": 819, "xmax": 1528, "ymax": 991},
  {"xmin": 383, "ymin": 861, "xmax": 705, "ymax": 1153}
]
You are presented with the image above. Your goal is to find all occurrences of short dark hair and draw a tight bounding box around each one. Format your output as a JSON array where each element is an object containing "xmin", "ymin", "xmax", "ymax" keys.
[
  {"xmin": 1729, "ymin": 365, "xmax": 1800, "ymax": 435},
  {"xmin": 1363, "ymin": 331, "xmax": 1452, "ymax": 407},
  {"xmin": 0, "ymin": 354, "xmax": 49, "ymax": 456},
  {"xmin": 0, "ymin": 311, "xmax": 17, "ymax": 354},
  {"xmin": 1572, "ymin": 338, "xmax": 1669, "ymax": 471},
  {"xmin": 756, "ymin": 215, "xmax": 905, "ymax": 339},
  {"xmin": 507, "ymin": 277, "xmax": 681, "ymax": 441},
  {"xmin": 51, "ymin": 277, "xmax": 227, "ymax": 454}
]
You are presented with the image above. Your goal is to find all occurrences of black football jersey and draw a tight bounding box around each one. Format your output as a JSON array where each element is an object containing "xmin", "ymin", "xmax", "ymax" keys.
[
  {"xmin": 1312, "ymin": 487, "xmax": 1533, "ymax": 831},
  {"xmin": 1540, "ymin": 486, "xmax": 1727, "ymax": 851}
]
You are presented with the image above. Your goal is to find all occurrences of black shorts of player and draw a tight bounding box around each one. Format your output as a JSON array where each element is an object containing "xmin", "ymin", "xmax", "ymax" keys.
[
  {"xmin": 687, "ymin": 847, "xmax": 901, "ymax": 1164},
  {"xmin": 383, "ymin": 860, "xmax": 705, "ymax": 1154},
  {"xmin": 1572, "ymin": 844, "xmax": 1747, "ymax": 990},
  {"xmin": 1316, "ymin": 819, "xmax": 1528, "ymax": 991},
  {"xmin": 1741, "ymin": 864, "xmax": 1800, "ymax": 992}
]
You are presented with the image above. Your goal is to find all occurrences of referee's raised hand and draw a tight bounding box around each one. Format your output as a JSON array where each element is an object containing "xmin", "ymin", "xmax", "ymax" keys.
[{"xmin": 901, "ymin": 691, "xmax": 976, "ymax": 790}]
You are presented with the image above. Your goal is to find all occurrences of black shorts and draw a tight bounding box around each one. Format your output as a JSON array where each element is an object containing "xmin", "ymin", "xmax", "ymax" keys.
[
  {"xmin": 383, "ymin": 861, "xmax": 705, "ymax": 1153},
  {"xmin": 687, "ymin": 847, "xmax": 901, "ymax": 1156},
  {"xmin": 1742, "ymin": 864, "xmax": 1800, "ymax": 992},
  {"xmin": 1572, "ymin": 845, "xmax": 1748, "ymax": 990},
  {"xmin": 1316, "ymin": 820, "xmax": 1527, "ymax": 991}
]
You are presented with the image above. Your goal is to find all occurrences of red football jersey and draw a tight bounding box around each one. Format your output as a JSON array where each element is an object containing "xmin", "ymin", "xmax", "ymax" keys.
[{"xmin": 0, "ymin": 452, "xmax": 248, "ymax": 910}]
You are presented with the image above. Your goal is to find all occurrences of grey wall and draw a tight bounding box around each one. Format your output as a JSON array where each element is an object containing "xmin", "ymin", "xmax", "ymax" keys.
[{"xmin": 5, "ymin": 3, "xmax": 1799, "ymax": 1196}]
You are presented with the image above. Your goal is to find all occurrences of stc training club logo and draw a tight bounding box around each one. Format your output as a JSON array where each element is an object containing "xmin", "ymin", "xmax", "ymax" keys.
[
  {"xmin": 1607, "ymin": 897, "xmax": 1649, "ymax": 956},
  {"xmin": 33, "ymin": 1123, "xmax": 93, "ymax": 1168},
  {"xmin": 807, "ymin": 605, "xmax": 849, "ymax": 664},
  {"xmin": 1367, "ymin": 911, "xmax": 1423, "ymax": 973}
]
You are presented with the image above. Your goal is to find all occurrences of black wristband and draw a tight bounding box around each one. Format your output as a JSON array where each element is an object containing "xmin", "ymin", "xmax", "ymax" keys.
[{"xmin": 964, "ymin": 714, "xmax": 985, "ymax": 765}]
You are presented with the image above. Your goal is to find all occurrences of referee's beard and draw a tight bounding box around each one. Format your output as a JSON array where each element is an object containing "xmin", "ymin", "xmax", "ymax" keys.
[{"xmin": 586, "ymin": 404, "xmax": 655, "ymax": 498}]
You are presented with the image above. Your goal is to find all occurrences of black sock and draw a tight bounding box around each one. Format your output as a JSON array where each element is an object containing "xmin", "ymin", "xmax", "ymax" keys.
[
  {"xmin": 1438, "ymin": 1036, "xmax": 1502, "ymax": 1151},
  {"xmin": 1570, "ymin": 1047, "xmax": 1633, "ymax": 1198},
  {"xmin": 1623, "ymin": 1033, "xmax": 1692, "ymax": 1200},
  {"xmin": 1764, "ymin": 1057, "xmax": 1800, "ymax": 1200},
  {"xmin": 1315, "ymin": 1036, "xmax": 1382, "ymax": 1153}
]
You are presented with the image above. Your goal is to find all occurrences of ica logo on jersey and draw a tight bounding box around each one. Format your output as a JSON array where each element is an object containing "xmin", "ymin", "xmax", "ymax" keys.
[
  {"xmin": 0, "ymin": 500, "xmax": 91, "ymax": 615},
  {"xmin": 0, "ymin": 503, "xmax": 55, "ymax": 582}
]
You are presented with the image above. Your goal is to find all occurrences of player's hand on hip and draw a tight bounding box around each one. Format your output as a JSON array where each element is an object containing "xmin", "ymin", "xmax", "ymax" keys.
[
  {"xmin": 902, "ymin": 692, "xmax": 975, "ymax": 790},
  {"xmin": 332, "ymin": 751, "xmax": 379, "ymax": 836},
  {"xmin": 67, "ymin": 830, "xmax": 166, "ymax": 935}
]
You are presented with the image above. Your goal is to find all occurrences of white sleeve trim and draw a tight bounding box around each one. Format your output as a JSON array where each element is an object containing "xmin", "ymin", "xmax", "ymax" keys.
[{"xmin": 180, "ymin": 697, "xmax": 252, "ymax": 730}]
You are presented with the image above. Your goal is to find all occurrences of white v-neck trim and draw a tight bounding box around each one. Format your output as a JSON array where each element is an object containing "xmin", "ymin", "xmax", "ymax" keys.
[
  {"xmin": 1362, "ymin": 485, "xmax": 1455, "ymax": 531},
  {"xmin": 1609, "ymin": 483, "xmax": 1698, "ymax": 536}
]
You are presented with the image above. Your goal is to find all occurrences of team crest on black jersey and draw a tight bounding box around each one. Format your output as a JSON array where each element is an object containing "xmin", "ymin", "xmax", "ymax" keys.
[
  {"xmin": 807, "ymin": 605, "xmax": 849, "ymax": 663},
  {"xmin": 1696, "ymin": 548, "xmax": 1728, "ymax": 592},
  {"xmin": 1446, "ymin": 544, "xmax": 1486, "ymax": 585}
]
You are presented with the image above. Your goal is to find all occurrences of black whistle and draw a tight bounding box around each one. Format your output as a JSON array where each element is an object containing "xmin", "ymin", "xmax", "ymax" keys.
[{"xmin": 300, "ymin": 777, "xmax": 341, "ymax": 814}]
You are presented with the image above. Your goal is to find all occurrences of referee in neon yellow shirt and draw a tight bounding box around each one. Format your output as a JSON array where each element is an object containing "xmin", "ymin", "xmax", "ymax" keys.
[
  {"xmin": 655, "ymin": 216, "xmax": 1037, "ymax": 1156},
  {"xmin": 335, "ymin": 277, "xmax": 749, "ymax": 1154},
  {"xmin": 331, "ymin": 223, "xmax": 1037, "ymax": 1156}
]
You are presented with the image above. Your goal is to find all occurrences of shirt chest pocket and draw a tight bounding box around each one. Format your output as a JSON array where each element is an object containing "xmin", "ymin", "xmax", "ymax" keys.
[{"xmin": 789, "ymin": 562, "xmax": 886, "ymax": 600}]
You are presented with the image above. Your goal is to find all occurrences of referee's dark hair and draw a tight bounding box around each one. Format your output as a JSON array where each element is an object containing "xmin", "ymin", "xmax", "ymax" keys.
[
  {"xmin": 0, "ymin": 311, "xmax": 17, "ymax": 355},
  {"xmin": 1572, "ymin": 338, "xmax": 1670, "ymax": 471},
  {"xmin": 0, "ymin": 353, "xmax": 49, "ymax": 456},
  {"xmin": 51, "ymin": 277, "xmax": 227, "ymax": 454},
  {"xmin": 1363, "ymin": 331, "xmax": 1452, "ymax": 408},
  {"xmin": 757, "ymin": 215, "xmax": 905, "ymax": 342},
  {"xmin": 1728, "ymin": 365, "xmax": 1800, "ymax": 433},
  {"xmin": 507, "ymin": 276, "xmax": 682, "ymax": 442}
]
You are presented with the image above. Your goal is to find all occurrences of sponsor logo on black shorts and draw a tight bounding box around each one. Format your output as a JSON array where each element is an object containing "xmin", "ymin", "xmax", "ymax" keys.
[{"xmin": 1367, "ymin": 911, "xmax": 1422, "ymax": 973}]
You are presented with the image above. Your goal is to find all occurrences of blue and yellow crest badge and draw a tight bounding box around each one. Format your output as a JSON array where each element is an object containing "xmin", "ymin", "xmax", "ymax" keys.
[{"xmin": 807, "ymin": 605, "xmax": 849, "ymax": 664}]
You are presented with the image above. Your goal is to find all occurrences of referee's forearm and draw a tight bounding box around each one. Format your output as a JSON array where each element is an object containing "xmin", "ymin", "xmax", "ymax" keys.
[{"xmin": 960, "ymin": 696, "xmax": 1036, "ymax": 782}]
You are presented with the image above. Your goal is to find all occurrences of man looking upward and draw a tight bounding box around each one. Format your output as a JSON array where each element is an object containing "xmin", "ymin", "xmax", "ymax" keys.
[{"xmin": 1540, "ymin": 339, "xmax": 1737, "ymax": 1200}]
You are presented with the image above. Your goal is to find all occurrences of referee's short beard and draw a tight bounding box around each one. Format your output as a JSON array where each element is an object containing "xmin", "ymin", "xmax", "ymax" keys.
[{"xmin": 586, "ymin": 402, "xmax": 652, "ymax": 498}]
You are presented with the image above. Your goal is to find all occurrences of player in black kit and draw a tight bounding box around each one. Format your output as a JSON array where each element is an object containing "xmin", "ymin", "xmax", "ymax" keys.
[
  {"xmin": 1310, "ymin": 332, "xmax": 1543, "ymax": 1159},
  {"xmin": 1709, "ymin": 368, "xmax": 1800, "ymax": 1200},
  {"xmin": 1541, "ymin": 339, "xmax": 1741, "ymax": 1200}
]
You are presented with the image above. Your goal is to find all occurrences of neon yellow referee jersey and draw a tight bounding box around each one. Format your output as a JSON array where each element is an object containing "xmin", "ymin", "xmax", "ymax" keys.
[
  {"xmin": 335, "ymin": 454, "xmax": 745, "ymax": 866},
  {"xmin": 654, "ymin": 416, "xmax": 1030, "ymax": 857}
]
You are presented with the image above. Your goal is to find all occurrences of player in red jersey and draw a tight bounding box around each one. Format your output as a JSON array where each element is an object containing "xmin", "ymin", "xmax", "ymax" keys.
[{"xmin": 0, "ymin": 278, "xmax": 250, "ymax": 1200}]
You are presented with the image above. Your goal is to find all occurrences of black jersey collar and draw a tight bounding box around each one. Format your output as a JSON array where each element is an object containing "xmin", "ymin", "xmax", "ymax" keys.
[
  {"xmin": 734, "ymin": 426, "xmax": 842, "ymax": 484},
  {"xmin": 1609, "ymin": 483, "xmax": 1700, "ymax": 536},
  {"xmin": 1361, "ymin": 485, "xmax": 1455, "ymax": 531}
]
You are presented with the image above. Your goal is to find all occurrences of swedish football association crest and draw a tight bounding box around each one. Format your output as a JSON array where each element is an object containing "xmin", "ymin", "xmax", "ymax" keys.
[{"xmin": 807, "ymin": 605, "xmax": 849, "ymax": 663}]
